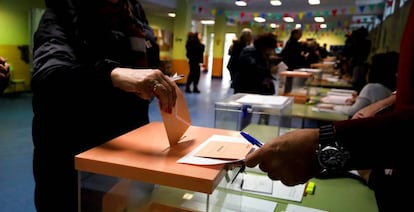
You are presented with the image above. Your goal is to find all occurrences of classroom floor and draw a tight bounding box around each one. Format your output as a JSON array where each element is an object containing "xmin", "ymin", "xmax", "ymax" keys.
[{"xmin": 0, "ymin": 71, "xmax": 307, "ymax": 212}]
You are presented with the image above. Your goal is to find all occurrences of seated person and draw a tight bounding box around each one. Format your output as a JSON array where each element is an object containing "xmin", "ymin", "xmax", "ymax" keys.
[{"xmin": 321, "ymin": 52, "xmax": 399, "ymax": 117}]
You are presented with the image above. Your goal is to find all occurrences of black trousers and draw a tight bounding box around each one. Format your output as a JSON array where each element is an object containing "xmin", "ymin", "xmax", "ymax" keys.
[{"xmin": 186, "ymin": 61, "xmax": 201, "ymax": 90}]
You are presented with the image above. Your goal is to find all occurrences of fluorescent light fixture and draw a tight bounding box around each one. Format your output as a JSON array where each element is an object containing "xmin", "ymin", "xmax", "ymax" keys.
[
  {"xmin": 270, "ymin": 23, "xmax": 280, "ymax": 28},
  {"xmin": 168, "ymin": 12, "xmax": 176, "ymax": 18},
  {"xmin": 308, "ymin": 0, "xmax": 320, "ymax": 5},
  {"xmin": 314, "ymin": 16, "xmax": 325, "ymax": 22},
  {"xmin": 283, "ymin": 16, "xmax": 294, "ymax": 22},
  {"xmin": 235, "ymin": 0, "xmax": 247, "ymax": 6},
  {"xmin": 254, "ymin": 17, "xmax": 266, "ymax": 23},
  {"xmin": 200, "ymin": 20, "xmax": 215, "ymax": 25},
  {"xmin": 320, "ymin": 24, "xmax": 327, "ymax": 28},
  {"xmin": 295, "ymin": 24, "xmax": 302, "ymax": 29},
  {"xmin": 270, "ymin": 0, "xmax": 282, "ymax": 6}
]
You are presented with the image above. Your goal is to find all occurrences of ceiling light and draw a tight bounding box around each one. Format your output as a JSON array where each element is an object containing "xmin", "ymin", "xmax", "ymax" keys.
[
  {"xmin": 283, "ymin": 16, "xmax": 294, "ymax": 22},
  {"xmin": 295, "ymin": 24, "xmax": 302, "ymax": 29},
  {"xmin": 320, "ymin": 24, "xmax": 327, "ymax": 29},
  {"xmin": 308, "ymin": 0, "xmax": 320, "ymax": 5},
  {"xmin": 235, "ymin": 0, "xmax": 247, "ymax": 6},
  {"xmin": 200, "ymin": 20, "xmax": 215, "ymax": 25},
  {"xmin": 254, "ymin": 17, "xmax": 266, "ymax": 23},
  {"xmin": 314, "ymin": 16, "xmax": 325, "ymax": 22},
  {"xmin": 168, "ymin": 12, "xmax": 176, "ymax": 18},
  {"xmin": 270, "ymin": 0, "xmax": 282, "ymax": 6},
  {"xmin": 270, "ymin": 23, "xmax": 280, "ymax": 28}
]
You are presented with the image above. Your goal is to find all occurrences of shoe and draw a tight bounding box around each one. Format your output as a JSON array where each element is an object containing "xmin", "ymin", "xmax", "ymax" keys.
[
  {"xmin": 185, "ymin": 88, "xmax": 192, "ymax": 93},
  {"xmin": 193, "ymin": 88, "xmax": 200, "ymax": 93}
]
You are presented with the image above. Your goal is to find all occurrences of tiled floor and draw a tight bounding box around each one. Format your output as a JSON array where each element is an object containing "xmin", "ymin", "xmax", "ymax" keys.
[{"xmin": 0, "ymin": 71, "xmax": 236, "ymax": 212}]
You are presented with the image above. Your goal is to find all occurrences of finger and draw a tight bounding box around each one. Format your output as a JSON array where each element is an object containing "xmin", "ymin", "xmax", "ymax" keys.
[
  {"xmin": 158, "ymin": 75, "xmax": 177, "ymax": 110},
  {"xmin": 244, "ymin": 147, "xmax": 266, "ymax": 167},
  {"xmin": 151, "ymin": 79, "xmax": 174, "ymax": 113}
]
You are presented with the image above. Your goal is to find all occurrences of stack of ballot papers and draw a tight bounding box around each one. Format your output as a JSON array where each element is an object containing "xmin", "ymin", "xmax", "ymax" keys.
[{"xmin": 177, "ymin": 135, "xmax": 256, "ymax": 165}]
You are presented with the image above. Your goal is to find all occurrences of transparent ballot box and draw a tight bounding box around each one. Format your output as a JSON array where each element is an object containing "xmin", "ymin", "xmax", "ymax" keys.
[
  {"xmin": 78, "ymin": 168, "xmax": 243, "ymax": 212},
  {"xmin": 214, "ymin": 93, "xmax": 293, "ymax": 134},
  {"xmin": 74, "ymin": 122, "xmax": 248, "ymax": 212}
]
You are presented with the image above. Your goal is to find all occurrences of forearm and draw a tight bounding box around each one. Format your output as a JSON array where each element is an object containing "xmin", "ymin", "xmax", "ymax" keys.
[{"xmin": 334, "ymin": 108, "xmax": 413, "ymax": 170}]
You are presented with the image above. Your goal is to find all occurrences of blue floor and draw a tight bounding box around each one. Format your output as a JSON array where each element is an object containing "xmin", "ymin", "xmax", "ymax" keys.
[{"xmin": 0, "ymin": 71, "xmax": 307, "ymax": 211}]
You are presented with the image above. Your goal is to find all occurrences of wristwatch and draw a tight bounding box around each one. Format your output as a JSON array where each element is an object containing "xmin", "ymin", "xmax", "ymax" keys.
[{"xmin": 317, "ymin": 124, "xmax": 350, "ymax": 171}]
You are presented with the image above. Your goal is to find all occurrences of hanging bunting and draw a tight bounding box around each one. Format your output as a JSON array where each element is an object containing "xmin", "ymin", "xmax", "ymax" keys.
[
  {"xmin": 211, "ymin": 8, "xmax": 217, "ymax": 16},
  {"xmin": 298, "ymin": 12, "xmax": 305, "ymax": 20},
  {"xmin": 358, "ymin": 5, "xmax": 365, "ymax": 13},
  {"xmin": 332, "ymin": 9, "xmax": 338, "ymax": 16},
  {"xmin": 240, "ymin": 12, "xmax": 245, "ymax": 18},
  {"xmin": 349, "ymin": 6, "xmax": 356, "ymax": 14},
  {"xmin": 275, "ymin": 13, "xmax": 282, "ymax": 20}
]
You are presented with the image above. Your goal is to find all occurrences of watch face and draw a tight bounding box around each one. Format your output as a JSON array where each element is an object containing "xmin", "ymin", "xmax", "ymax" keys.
[{"xmin": 319, "ymin": 146, "xmax": 344, "ymax": 169}]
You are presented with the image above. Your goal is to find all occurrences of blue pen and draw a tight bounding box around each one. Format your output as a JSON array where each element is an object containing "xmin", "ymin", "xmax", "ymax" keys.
[{"xmin": 240, "ymin": 131, "xmax": 263, "ymax": 147}]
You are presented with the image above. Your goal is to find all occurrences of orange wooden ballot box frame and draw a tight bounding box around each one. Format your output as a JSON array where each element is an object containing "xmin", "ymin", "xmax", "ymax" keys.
[{"xmin": 75, "ymin": 121, "xmax": 243, "ymax": 210}]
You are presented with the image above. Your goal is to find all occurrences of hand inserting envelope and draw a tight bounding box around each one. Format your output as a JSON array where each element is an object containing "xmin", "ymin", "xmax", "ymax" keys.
[{"xmin": 160, "ymin": 74, "xmax": 191, "ymax": 146}]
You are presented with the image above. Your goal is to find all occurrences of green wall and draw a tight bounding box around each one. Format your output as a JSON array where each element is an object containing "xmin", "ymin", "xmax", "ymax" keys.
[{"xmin": 0, "ymin": 0, "xmax": 45, "ymax": 45}]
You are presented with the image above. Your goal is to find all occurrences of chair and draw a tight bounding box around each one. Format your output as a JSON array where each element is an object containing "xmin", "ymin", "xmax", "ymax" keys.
[{"xmin": 8, "ymin": 64, "xmax": 26, "ymax": 93}]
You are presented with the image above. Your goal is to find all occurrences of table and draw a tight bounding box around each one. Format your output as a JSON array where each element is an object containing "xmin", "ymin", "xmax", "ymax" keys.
[{"xmin": 75, "ymin": 122, "xmax": 377, "ymax": 212}]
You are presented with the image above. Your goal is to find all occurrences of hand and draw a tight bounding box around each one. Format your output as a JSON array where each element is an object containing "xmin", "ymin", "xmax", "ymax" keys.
[
  {"xmin": 244, "ymin": 128, "xmax": 322, "ymax": 186},
  {"xmin": 110, "ymin": 68, "xmax": 177, "ymax": 113}
]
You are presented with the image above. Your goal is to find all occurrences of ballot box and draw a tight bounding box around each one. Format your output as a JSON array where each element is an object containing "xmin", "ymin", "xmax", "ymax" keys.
[
  {"xmin": 76, "ymin": 122, "xmax": 244, "ymax": 212},
  {"xmin": 214, "ymin": 93, "xmax": 293, "ymax": 135}
]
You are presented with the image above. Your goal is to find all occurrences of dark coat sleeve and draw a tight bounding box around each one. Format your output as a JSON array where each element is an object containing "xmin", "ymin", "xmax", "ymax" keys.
[{"xmin": 333, "ymin": 2, "xmax": 414, "ymax": 170}]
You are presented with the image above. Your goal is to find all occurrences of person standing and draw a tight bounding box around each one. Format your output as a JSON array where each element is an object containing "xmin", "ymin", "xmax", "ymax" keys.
[
  {"xmin": 185, "ymin": 32, "xmax": 205, "ymax": 93},
  {"xmin": 227, "ymin": 28, "xmax": 253, "ymax": 88},
  {"xmin": 233, "ymin": 32, "xmax": 279, "ymax": 127},
  {"xmin": 280, "ymin": 29, "xmax": 308, "ymax": 93},
  {"xmin": 280, "ymin": 29, "xmax": 307, "ymax": 70},
  {"xmin": 31, "ymin": 0, "xmax": 177, "ymax": 211},
  {"xmin": 0, "ymin": 56, "xmax": 10, "ymax": 94}
]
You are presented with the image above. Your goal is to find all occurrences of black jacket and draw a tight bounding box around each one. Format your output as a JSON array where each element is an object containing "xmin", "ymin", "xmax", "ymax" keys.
[{"xmin": 32, "ymin": 0, "xmax": 157, "ymax": 154}]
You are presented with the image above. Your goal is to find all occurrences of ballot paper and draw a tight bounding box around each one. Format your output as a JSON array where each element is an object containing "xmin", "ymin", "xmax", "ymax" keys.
[
  {"xmin": 160, "ymin": 86, "xmax": 191, "ymax": 146},
  {"xmin": 285, "ymin": 204, "xmax": 328, "ymax": 212},
  {"xmin": 177, "ymin": 135, "xmax": 256, "ymax": 165},
  {"xmin": 320, "ymin": 95, "xmax": 351, "ymax": 105},
  {"xmin": 235, "ymin": 94, "xmax": 289, "ymax": 106}
]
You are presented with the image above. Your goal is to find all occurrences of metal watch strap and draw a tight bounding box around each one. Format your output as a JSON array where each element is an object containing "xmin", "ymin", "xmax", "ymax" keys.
[{"xmin": 319, "ymin": 124, "xmax": 335, "ymax": 146}]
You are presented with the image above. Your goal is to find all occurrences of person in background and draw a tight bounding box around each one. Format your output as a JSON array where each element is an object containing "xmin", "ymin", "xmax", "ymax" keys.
[
  {"xmin": 280, "ymin": 28, "xmax": 307, "ymax": 70},
  {"xmin": 0, "ymin": 56, "xmax": 10, "ymax": 94},
  {"xmin": 342, "ymin": 27, "xmax": 372, "ymax": 93},
  {"xmin": 233, "ymin": 32, "xmax": 278, "ymax": 95},
  {"xmin": 227, "ymin": 28, "xmax": 253, "ymax": 88},
  {"xmin": 318, "ymin": 43, "xmax": 329, "ymax": 59},
  {"xmin": 31, "ymin": 0, "xmax": 177, "ymax": 211},
  {"xmin": 280, "ymin": 29, "xmax": 308, "ymax": 93},
  {"xmin": 185, "ymin": 31, "xmax": 205, "ymax": 93},
  {"xmin": 275, "ymin": 40, "xmax": 284, "ymax": 55},
  {"xmin": 233, "ymin": 32, "xmax": 279, "ymax": 127},
  {"xmin": 325, "ymin": 51, "xmax": 399, "ymax": 117},
  {"xmin": 245, "ymin": 2, "xmax": 414, "ymax": 211}
]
